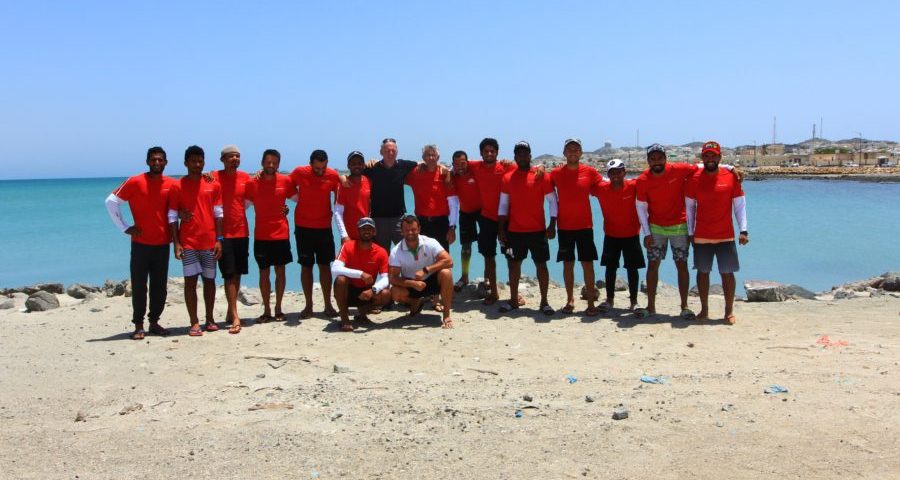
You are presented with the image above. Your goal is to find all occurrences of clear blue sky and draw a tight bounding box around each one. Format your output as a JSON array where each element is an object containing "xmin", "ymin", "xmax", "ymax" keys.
[{"xmin": 1, "ymin": 1, "xmax": 897, "ymax": 179}]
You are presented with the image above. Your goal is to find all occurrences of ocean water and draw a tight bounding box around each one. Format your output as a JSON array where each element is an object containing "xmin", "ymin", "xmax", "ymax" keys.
[{"xmin": 1, "ymin": 176, "xmax": 898, "ymax": 295}]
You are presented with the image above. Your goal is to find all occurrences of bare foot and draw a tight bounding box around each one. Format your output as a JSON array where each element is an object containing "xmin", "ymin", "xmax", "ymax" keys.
[
  {"xmin": 300, "ymin": 307, "xmax": 313, "ymax": 319},
  {"xmin": 442, "ymin": 317, "xmax": 454, "ymax": 329},
  {"xmin": 724, "ymin": 313, "xmax": 736, "ymax": 325}
]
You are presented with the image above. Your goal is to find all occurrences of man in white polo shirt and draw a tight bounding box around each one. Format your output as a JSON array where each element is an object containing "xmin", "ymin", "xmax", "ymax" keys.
[{"xmin": 389, "ymin": 214, "xmax": 455, "ymax": 328}]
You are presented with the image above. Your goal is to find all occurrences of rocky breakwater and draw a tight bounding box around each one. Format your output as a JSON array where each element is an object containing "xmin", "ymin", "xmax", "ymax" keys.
[{"xmin": 744, "ymin": 272, "xmax": 900, "ymax": 302}]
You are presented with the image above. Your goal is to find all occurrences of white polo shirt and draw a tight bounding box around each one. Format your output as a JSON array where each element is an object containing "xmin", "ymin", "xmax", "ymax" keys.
[{"xmin": 388, "ymin": 234, "xmax": 445, "ymax": 280}]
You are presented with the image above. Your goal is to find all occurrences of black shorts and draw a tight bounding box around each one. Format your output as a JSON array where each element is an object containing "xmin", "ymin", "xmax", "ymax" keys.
[
  {"xmin": 459, "ymin": 210, "xmax": 480, "ymax": 245},
  {"xmin": 506, "ymin": 231, "xmax": 550, "ymax": 263},
  {"xmin": 600, "ymin": 235, "xmax": 646, "ymax": 269},
  {"xmin": 219, "ymin": 237, "xmax": 250, "ymax": 277},
  {"xmin": 346, "ymin": 285, "xmax": 374, "ymax": 307},
  {"xmin": 407, "ymin": 274, "xmax": 442, "ymax": 299},
  {"xmin": 477, "ymin": 215, "xmax": 499, "ymax": 257},
  {"xmin": 254, "ymin": 239, "xmax": 293, "ymax": 269},
  {"xmin": 556, "ymin": 229, "xmax": 598, "ymax": 262},
  {"xmin": 418, "ymin": 215, "xmax": 450, "ymax": 250},
  {"xmin": 294, "ymin": 227, "xmax": 336, "ymax": 267}
]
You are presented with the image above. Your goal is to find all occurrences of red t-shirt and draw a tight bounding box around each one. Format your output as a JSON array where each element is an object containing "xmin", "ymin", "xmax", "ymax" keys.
[
  {"xmin": 686, "ymin": 169, "xmax": 745, "ymax": 241},
  {"xmin": 452, "ymin": 171, "xmax": 481, "ymax": 213},
  {"xmin": 635, "ymin": 162, "xmax": 697, "ymax": 227},
  {"xmin": 405, "ymin": 167, "xmax": 456, "ymax": 217},
  {"xmin": 551, "ymin": 164, "xmax": 601, "ymax": 230},
  {"xmin": 592, "ymin": 179, "xmax": 641, "ymax": 238},
  {"xmin": 468, "ymin": 160, "xmax": 516, "ymax": 221},
  {"xmin": 171, "ymin": 177, "xmax": 222, "ymax": 250},
  {"xmin": 336, "ymin": 240, "xmax": 389, "ymax": 289},
  {"xmin": 112, "ymin": 173, "xmax": 177, "ymax": 246},
  {"xmin": 245, "ymin": 174, "xmax": 296, "ymax": 241},
  {"xmin": 212, "ymin": 170, "xmax": 250, "ymax": 238},
  {"xmin": 290, "ymin": 166, "xmax": 340, "ymax": 229},
  {"xmin": 336, "ymin": 176, "xmax": 371, "ymax": 240},
  {"xmin": 500, "ymin": 168, "xmax": 554, "ymax": 233}
]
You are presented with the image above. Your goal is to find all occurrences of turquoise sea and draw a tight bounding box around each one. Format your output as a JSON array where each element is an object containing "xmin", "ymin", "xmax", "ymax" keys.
[{"xmin": 1, "ymin": 177, "xmax": 898, "ymax": 295}]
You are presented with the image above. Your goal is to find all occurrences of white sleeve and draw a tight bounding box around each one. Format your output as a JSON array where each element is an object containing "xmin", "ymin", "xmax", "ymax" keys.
[
  {"xmin": 636, "ymin": 200, "xmax": 651, "ymax": 236},
  {"xmin": 167, "ymin": 209, "xmax": 179, "ymax": 224},
  {"xmin": 334, "ymin": 204, "xmax": 349, "ymax": 239},
  {"xmin": 105, "ymin": 193, "xmax": 130, "ymax": 232},
  {"xmin": 372, "ymin": 272, "xmax": 389, "ymax": 293},
  {"xmin": 545, "ymin": 191, "xmax": 558, "ymax": 218},
  {"xmin": 498, "ymin": 192, "xmax": 510, "ymax": 216},
  {"xmin": 685, "ymin": 197, "xmax": 698, "ymax": 235},
  {"xmin": 447, "ymin": 195, "xmax": 459, "ymax": 227},
  {"xmin": 733, "ymin": 196, "xmax": 747, "ymax": 232},
  {"xmin": 722, "ymin": 164, "xmax": 734, "ymax": 171},
  {"xmin": 213, "ymin": 205, "xmax": 224, "ymax": 218},
  {"xmin": 330, "ymin": 259, "xmax": 363, "ymax": 279}
]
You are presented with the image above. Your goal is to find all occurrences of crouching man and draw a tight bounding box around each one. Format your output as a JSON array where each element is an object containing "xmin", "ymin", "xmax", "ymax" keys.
[
  {"xmin": 331, "ymin": 217, "xmax": 391, "ymax": 332},
  {"xmin": 388, "ymin": 214, "xmax": 455, "ymax": 328}
]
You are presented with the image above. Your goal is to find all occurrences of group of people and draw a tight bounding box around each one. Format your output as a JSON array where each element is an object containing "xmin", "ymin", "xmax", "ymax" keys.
[{"xmin": 105, "ymin": 137, "xmax": 748, "ymax": 340}]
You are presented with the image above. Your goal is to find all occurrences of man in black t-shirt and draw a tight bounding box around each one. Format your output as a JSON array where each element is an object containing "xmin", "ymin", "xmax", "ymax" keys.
[{"xmin": 364, "ymin": 138, "xmax": 418, "ymax": 251}]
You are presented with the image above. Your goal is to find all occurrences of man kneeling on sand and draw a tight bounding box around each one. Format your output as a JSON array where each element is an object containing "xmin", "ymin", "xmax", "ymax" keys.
[
  {"xmin": 331, "ymin": 217, "xmax": 391, "ymax": 332},
  {"xmin": 389, "ymin": 214, "xmax": 455, "ymax": 328}
]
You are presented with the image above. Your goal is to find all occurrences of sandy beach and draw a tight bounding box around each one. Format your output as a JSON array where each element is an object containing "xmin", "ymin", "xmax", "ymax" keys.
[{"xmin": 1, "ymin": 284, "xmax": 898, "ymax": 479}]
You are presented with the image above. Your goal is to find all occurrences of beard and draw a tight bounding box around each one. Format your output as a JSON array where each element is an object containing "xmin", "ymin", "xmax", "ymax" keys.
[
  {"xmin": 650, "ymin": 164, "xmax": 665, "ymax": 174},
  {"xmin": 704, "ymin": 162, "xmax": 719, "ymax": 172}
]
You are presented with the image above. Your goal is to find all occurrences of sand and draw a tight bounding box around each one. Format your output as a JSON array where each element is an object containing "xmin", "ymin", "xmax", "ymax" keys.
[{"xmin": 1, "ymin": 284, "xmax": 898, "ymax": 479}]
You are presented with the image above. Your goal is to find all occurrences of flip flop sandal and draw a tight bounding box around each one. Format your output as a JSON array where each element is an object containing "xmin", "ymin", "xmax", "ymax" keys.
[
  {"xmin": 633, "ymin": 307, "xmax": 650, "ymax": 319},
  {"xmin": 188, "ymin": 327, "xmax": 203, "ymax": 337},
  {"xmin": 256, "ymin": 314, "xmax": 273, "ymax": 324},
  {"xmin": 540, "ymin": 304, "xmax": 555, "ymax": 315},
  {"xmin": 680, "ymin": 308, "xmax": 697, "ymax": 321},
  {"xmin": 131, "ymin": 329, "xmax": 145, "ymax": 340},
  {"xmin": 274, "ymin": 312, "xmax": 286, "ymax": 322},
  {"xmin": 205, "ymin": 322, "xmax": 220, "ymax": 332},
  {"xmin": 323, "ymin": 307, "xmax": 339, "ymax": 318},
  {"xmin": 585, "ymin": 306, "xmax": 600, "ymax": 317},
  {"xmin": 498, "ymin": 301, "xmax": 518, "ymax": 314},
  {"xmin": 559, "ymin": 304, "xmax": 576, "ymax": 314},
  {"xmin": 598, "ymin": 301, "xmax": 612, "ymax": 313},
  {"xmin": 228, "ymin": 324, "xmax": 241, "ymax": 334},
  {"xmin": 453, "ymin": 279, "xmax": 467, "ymax": 292},
  {"xmin": 299, "ymin": 310, "xmax": 313, "ymax": 320},
  {"xmin": 339, "ymin": 321, "xmax": 354, "ymax": 332},
  {"xmin": 482, "ymin": 294, "xmax": 499, "ymax": 306}
]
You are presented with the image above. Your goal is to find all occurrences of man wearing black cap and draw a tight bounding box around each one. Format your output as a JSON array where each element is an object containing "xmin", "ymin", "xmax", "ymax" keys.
[
  {"xmin": 331, "ymin": 217, "xmax": 391, "ymax": 331},
  {"xmin": 497, "ymin": 141, "xmax": 558, "ymax": 315}
]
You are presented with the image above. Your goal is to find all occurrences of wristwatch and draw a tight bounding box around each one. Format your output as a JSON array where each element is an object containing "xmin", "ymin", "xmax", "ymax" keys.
[
  {"xmin": 423, "ymin": 266, "xmax": 429, "ymax": 274},
  {"xmin": 740, "ymin": 231, "xmax": 748, "ymax": 235}
]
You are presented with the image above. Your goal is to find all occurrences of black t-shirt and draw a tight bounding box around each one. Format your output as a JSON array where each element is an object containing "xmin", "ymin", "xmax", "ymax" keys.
[{"xmin": 364, "ymin": 159, "xmax": 418, "ymax": 217}]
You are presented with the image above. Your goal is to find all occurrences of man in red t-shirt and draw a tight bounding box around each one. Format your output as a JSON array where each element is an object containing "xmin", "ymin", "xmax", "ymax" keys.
[
  {"xmin": 245, "ymin": 149, "xmax": 297, "ymax": 326},
  {"xmin": 686, "ymin": 141, "xmax": 749, "ymax": 325},
  {"xmin": 331, "ymin": 217, "xmax": 391, "ymax": 332},
  {"xmin": 450, "ymin": 150, "xmax": 481, "ymax": 291},
  {"xmin": 405, "ymin": 144, "xmax": 459, "ymax": 250},
  {"xmin": 550, "ymin": 138, "xmax": 601, "ymax": 316},
  {"xmin": 211, "ymin": 145, "xmax": 251, "ymax": 334},
  {"xmin": 466, "ymin": 138, "xmax": 518, "ymax": 305},
  {"xmin": 168, "ymin": 146, "xmax": 224, "ymax": 337},
  {"xmin": 497, "ymin": 141, "xmax": 558, "ymax": 315},
  {"xmin": 591, "ymin": 159, "xmax": 647, "ymax": 314},
  {"xmin": 290, "ymin": 149, "xmax": 341, "ymax": 319},
  {"xmin": 105, "ymin": 146, "xmax": 178, "ymax": 340},
  {"xmin": 334, "ymin": 151, "xmax": 371, "ymax": 243}
]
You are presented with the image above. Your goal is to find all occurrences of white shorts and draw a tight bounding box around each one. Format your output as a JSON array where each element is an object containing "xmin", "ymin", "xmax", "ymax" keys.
[{"xmin": 182, "ymin": 249, "xmax": 217, "ymax": 280}]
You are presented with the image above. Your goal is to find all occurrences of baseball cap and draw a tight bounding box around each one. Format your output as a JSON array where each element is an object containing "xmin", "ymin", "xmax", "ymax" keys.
[
  {"xmin": 646, "ymin": 143, "xmax": 666, "ymax": 156},
  {"xmin": 606, "ymin": 158, "xmax": 625, "ymax": 172},
  {"xmin": 221, "ymin": 145, "xmax": 240, "ymax": 156},
  {"xmin": 564, "ymin": 138, "xmax": 582, "ymax": 148},
  {"xmin": 347, "ymin": 150, "xmax": 364, "ymax": 162},
  {"xmin": 513, "ymin": 141, "xmax": 531, "ymax": 152},
  {"xmin": 701, "ymin": 141, "xmax": 721, "ymax": 156},
  {"xmin": 357, "ymin": 217, "xmax": 376, "ymax": 229}
]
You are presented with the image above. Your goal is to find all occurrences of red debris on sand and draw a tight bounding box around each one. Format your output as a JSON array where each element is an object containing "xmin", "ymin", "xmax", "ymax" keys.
[{"xmin": 816, "ymin": 335, "xmax": 849, "ymax": 348}]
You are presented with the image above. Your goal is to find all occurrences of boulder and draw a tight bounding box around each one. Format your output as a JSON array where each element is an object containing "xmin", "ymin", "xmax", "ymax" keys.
[
  {"xmin": 744, "ymin": 280, "xmax": 786, "ymax": 302},
  {"xmin": 238, "ymin": 287, "xmax": 261, "ymax": 306},
  {"xmin": 103, "ymin": 279, "xmax": 127, "ymax": 297},
  {"xmin": 20, "ymin": 283, "xmax": 65, "ymax": 295},
  {"xmin": 780, "ymin": 284, "xmax": 816, "ymax": 300},
  {"xmin": 66, "ymin": 283, "xmax": 101, "ymax": 299},
  {"xmin": 689, "ymin": 284, "xmax": 724, "ymax": 296},
  {"xmin": 0, "ymin": 299, "xmax": 15, "ymax": 310},
  {"xmin": 879, "ymin": 272, "xmax": 900, "ymax": 292},
  {"xmin": 25, "ymin": 291, "xmax": 60, "ymax": 312}
]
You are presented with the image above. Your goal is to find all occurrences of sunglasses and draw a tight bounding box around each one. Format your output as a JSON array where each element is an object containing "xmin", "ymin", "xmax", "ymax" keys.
[{"xmin": 382, "ymin": 138, "xmax": 397, "ymax": 145}]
